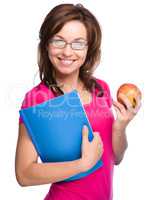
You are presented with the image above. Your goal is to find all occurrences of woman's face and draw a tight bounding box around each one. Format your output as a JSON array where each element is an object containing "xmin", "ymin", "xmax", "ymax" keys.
[{"xmin": 47, "ymin": 20, "xmax": 88, "ymax": 76}]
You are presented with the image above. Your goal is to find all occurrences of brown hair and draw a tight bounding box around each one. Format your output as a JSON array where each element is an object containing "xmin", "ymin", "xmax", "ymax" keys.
[{"xmin": 38, "ymin": 3, "xmax": 104, "ymax": 96}]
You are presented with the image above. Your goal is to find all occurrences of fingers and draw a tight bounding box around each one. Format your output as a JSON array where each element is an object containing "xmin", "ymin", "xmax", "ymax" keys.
[
  {"xmin": 92, "ymin": 131, "xmax": 101, "ymax": 140},
  {"xmin": 82, "ymin": 125, "xmax": 103, "ymax": 148},
  {"xmin": 132, "ymin": 95, "xmax": 142, "ymax": 114},
  {"xmin": 112, "ymin": 99, "xmax": 126, "ymax": 114},
  {"xmin": 92, "ymin": 132, "xmax": 103, "ymax": 147},
  {"xmin": 112, "ymin": 104, "xmax": 121, "ymax": 118},
  {"xmin": 113, "ymin": 93, "xmax": 141, "ymax": 115},
  {"xmin": 118, "ymin": 93, "xmax": 132, "ymax": 110},
  {"xmin": 82, "ymin": 125, "xmax": 89, "ymax": 143},
  {"xmin": 93, "ymin": 132, "xmax": 104, "ymax": 154}
]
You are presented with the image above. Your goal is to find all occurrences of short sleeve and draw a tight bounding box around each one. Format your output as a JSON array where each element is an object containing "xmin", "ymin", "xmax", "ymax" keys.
[
  {"xmin": 18, "ymin": 82, "xmax": 55, "ymax": 124},
  {"xmin": 19, "ymin": 86, "xmax": 43, "ymax": 124},
  {"xmin": 95, "ymin": 78, "xmax": 113, "ymax": 108},
  {"xmin": 19, "ymin": 96, "xmax": 26, "ymax": 124},
  {"xmin": 19, "ymin": 92, "xmax": 32, "ymax": 124}
]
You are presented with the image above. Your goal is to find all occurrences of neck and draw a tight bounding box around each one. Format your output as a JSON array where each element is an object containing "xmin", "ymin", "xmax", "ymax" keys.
[{"xmin": 54, "ymin": 70, "xmax": 83, "ymax": 93}]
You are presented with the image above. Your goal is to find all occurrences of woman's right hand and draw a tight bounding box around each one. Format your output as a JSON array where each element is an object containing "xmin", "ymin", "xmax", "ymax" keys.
[{"xmin": 80, "ymin": 125, "xmax": 104, "ymax": 172}]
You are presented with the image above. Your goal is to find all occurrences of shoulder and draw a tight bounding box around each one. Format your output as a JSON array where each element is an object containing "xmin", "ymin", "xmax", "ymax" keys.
[{"xmin": 21, "ymin": 82, "xmax": 54, "ymax": 109}]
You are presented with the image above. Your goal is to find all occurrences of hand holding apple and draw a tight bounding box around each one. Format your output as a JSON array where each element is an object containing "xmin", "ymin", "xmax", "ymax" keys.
[{"xmin": 112, "ymin": 83, "xmax": 142, "ymax": 132}]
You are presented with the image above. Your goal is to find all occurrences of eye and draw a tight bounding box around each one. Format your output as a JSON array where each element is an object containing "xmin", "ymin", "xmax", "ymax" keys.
[
  {"xmin": 72, "ymin": 42, "xmax": 87, "ymax": 50},
  {"xmin": 50, "ymin": 39, "xmax": 65, "ymax": 48}
]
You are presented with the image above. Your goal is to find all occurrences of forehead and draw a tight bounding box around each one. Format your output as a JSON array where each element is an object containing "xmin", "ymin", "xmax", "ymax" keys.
[{"xmin": 55, "ymin": 20, "xmax": 87, "ymax": 40}]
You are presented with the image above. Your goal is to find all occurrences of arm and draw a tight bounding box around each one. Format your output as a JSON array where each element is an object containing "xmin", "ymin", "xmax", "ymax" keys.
[
  {"xmin": 112, "ymin": 94, "xmax": 141, "ymax": 165},
  {"xmin": 15, "ymin": 124, "xmax": 83, "ymax": 186},
  {"xmin": 112, "ymin": 127, "xmax": 128, "ymax": 165},
  {"xmin": 15, "ymin": 124, "xmax": 103, "ymax": 186}
]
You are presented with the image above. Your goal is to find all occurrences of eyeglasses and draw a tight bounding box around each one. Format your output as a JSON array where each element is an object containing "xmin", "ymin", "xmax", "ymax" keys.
[{"xmin": 49, "ymin": 39, "xmax": 88, "ymax": 50}]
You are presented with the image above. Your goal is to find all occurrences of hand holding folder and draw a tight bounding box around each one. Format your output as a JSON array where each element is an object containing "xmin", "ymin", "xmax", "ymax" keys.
[{"xmin": 19, "ymin": 90, "xmax": 103, "ymax": 182}]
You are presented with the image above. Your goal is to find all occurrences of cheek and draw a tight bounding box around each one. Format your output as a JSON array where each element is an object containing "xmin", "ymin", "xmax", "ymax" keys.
[
  {"xmin": 48, "ymin": 48, "xmax": 61, "ymax": 65},
  {"xmin": 48, "ymin": 48, "xmax": 59, "ymax": 57},
  {"xmin": 78, "ymin": 50, "xmax": 88, "ymax": 63}
]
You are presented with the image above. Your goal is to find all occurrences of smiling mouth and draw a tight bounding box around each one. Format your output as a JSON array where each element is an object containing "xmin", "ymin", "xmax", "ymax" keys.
[{"xmin": 58, "ymin": 57, "xmax": 76, "ymax": 65}]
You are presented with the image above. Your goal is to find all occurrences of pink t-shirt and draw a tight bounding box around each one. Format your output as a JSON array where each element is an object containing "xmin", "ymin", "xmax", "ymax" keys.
[{"xmin": 19, "ymin": 78, "xmax": 115, "ymax": 200}]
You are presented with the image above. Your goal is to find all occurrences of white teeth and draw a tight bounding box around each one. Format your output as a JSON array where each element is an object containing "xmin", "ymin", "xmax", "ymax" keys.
[{"xmin": 59, "ymin": 59, "xmax": 74, "ymax": 65}]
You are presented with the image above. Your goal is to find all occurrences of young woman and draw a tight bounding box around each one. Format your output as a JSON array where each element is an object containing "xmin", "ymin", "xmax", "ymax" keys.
[{"xmin": 15, "ymin": 4, "xmax": 141, "ymax": 200}]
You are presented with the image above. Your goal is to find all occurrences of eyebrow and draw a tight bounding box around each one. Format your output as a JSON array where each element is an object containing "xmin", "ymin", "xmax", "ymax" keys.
[{"xmin": 54, "ymin": 35, "xmax": 87, "ymax": 41}]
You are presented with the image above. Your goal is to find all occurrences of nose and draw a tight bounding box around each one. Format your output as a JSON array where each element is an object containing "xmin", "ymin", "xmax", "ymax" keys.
[{"xmin": 62, "ymin": 44, "xmax": 73, "ymax": 56}]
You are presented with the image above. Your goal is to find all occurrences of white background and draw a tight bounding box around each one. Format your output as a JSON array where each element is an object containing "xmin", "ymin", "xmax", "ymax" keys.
[{"xmin": 0, "ymin": 0, "xmax": 148, "ymax": 199}]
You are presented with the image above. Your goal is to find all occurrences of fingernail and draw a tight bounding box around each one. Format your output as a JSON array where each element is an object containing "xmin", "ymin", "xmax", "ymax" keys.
[{"xmin": 83, "ymin": 125, "xmax": 88, "ymax": 131}]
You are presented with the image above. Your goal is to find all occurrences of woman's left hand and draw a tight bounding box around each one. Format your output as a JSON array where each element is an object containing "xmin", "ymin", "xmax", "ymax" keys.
[{"xmin": 112, "ymin": 93, "xmax": 141, "ymax": 132}]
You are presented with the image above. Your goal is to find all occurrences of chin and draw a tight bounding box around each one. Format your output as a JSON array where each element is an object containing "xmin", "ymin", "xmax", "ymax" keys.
[{"xmin": 55, "ymin": 66, "xmax": 80, "ymax": 76}]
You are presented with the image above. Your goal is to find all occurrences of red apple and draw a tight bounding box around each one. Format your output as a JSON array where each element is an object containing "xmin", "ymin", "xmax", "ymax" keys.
[{"xmin": 117, "ymin": 83, "xmax": 142, "ymax": 108}]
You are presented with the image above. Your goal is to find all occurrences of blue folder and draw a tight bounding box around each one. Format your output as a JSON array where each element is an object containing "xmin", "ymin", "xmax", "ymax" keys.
[{"xmin": 19, "ymin": 90, "xmax": 103, "ymax": 182}]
